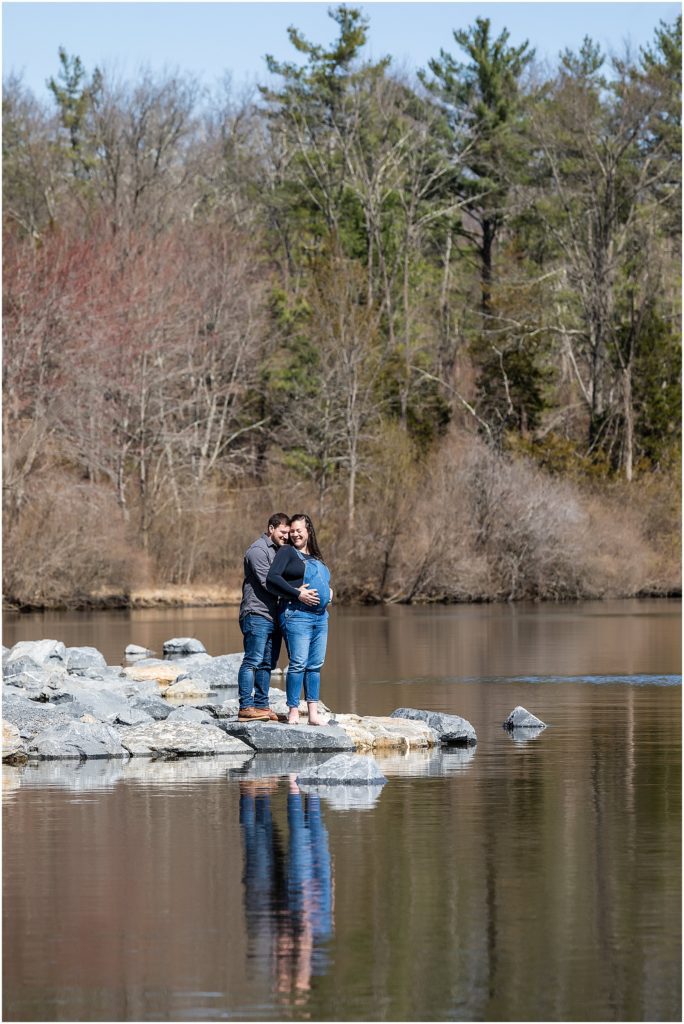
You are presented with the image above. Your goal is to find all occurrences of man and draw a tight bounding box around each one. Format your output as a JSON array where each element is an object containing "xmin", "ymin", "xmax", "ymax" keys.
[{"xmin": 238, "ymin": 513, "xmax": 319, "ymax": 721}]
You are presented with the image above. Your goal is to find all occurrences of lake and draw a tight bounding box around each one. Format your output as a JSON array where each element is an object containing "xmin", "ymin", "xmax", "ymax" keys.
[{"xmin": 3, "ymin": 599, "xmax": 681, "ymax": 1021}]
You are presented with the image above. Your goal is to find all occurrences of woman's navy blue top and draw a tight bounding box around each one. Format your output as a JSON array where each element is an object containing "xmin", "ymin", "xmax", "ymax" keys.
[{"xmin": 266, "ymin": 545, "xmax": 315, "ymax": 599}]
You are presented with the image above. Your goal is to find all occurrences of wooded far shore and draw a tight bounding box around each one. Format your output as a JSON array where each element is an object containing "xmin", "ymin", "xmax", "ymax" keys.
[{"xmin": 3, "ymin": 9, "xmax": 681, "ymax": 611}]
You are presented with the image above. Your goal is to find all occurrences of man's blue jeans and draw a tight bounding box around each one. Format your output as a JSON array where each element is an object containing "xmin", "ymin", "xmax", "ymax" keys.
[
  {"xmin": 238, "ymin": 614, "xmax": 281, "ymax": 710},
  {"xmin": 280, "ymin": 607, "xmax": 328, "ymax": 707}
]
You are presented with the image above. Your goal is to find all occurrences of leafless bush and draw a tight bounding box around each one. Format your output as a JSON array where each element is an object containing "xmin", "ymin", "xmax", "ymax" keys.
[
  {"xmin": 3, "ymin": 477, "xmax": 139, "ymax": 607},
  {"xmin": 373, "ymin": 431, "xmax": 663, "ymax": 603}
]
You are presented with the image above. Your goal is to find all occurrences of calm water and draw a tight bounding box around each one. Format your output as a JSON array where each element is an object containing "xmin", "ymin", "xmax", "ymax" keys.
[{"xmin": 3, "ymin": 600, "xmax": 682, "ymax": 1021}]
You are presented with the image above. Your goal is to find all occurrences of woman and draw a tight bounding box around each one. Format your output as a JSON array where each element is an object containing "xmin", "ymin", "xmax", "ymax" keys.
[{"xmin": 266, "ymin": 514, "xmax": 332, "ymax": 726}]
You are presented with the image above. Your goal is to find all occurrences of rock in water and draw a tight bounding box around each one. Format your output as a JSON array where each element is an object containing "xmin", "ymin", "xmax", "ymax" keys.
[
  {"xmin": 503, "ymin": 706, "xmax": 546, "ymax": 730},
  {"xmin": 162, "ymin": 637, "xmax": 207, "ymax": 657},
  {"xmin": 390, "ymin": 708, "xmax": 477, "ymax": 746},
  {"xmin": 296, "ymin": 754, "xmax": 387, "ymax": 786}
]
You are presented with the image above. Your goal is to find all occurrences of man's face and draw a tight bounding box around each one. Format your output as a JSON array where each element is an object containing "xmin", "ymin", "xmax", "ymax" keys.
[{"xmin": 268, "ymin": 521, "xmax": 290, "ymax": 546}]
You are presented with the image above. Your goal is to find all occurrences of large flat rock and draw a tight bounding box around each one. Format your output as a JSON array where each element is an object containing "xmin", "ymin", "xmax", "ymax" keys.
[
  {"xmin": 390, "ymin": 708, "xmax": 477, "ymax": 746},
  {"xmin": 29, "ymin": 720, "xmax": 129, "ymax": 760},
  {"xmin": 332, "ymin": 714, "xmax": 438, "ymax": 751},
  {"xmin": 119, "ymin": 721, "xmax": 253, "ymax": 758},
  {"xmin": 219, "ymin": 721, "xmax": 354, "ymax": 753},
  {"xmin": 296, "ymin": 753, "xmax": 387, "ymax": 786}
]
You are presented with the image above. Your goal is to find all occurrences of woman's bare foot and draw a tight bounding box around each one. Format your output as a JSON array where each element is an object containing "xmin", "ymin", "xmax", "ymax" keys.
[
  {"xmin": 287, "ymin": 710, "xmax": 300, "ymax": 725},
  {"xmin": 307, "ymin": 701, "xmax": 322, "ymax": 726}
]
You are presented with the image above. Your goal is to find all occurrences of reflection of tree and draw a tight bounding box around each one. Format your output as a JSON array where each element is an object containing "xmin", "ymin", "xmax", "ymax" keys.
[{"xmin": 239, "ymin": 777, "xmax": 334, "ymax": 1006}]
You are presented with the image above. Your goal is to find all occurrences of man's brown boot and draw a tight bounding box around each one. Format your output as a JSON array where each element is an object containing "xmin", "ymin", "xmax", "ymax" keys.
[{"xmin": 238, "ymin": 707, "xmax": 270, "ymax": 721}]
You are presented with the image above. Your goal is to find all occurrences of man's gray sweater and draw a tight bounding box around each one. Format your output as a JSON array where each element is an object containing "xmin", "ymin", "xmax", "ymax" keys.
[{"xmin": 239, "ymin": 533, "xmax": 280, "ymax": 622}]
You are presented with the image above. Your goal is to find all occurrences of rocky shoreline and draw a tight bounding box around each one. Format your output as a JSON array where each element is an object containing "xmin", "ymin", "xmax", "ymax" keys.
[
  {"xmin": 3, "ymin": 638, "xmax": 547, "ymax": 786},
  {"xmin": 2, "ymin": 637, "xmax": 486, "ymax": 771}
]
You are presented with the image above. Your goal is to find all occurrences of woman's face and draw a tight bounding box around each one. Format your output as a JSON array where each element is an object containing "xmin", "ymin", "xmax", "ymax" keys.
[{"xmin": 289, "ymin": 518, "xmax": 309, "ymax": 550}]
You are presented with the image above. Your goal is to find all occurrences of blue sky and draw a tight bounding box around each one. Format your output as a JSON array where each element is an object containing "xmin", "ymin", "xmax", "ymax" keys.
[{"xmin": 3, "ymin": 2, "xmax": 680, "ymax": 100}]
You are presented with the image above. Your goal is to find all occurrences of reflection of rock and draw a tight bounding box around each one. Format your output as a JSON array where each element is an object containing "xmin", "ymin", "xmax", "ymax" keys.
[
  {"xmin": 390, "ymin": 708, "xmax": 477, "ymax": 746},
  {"xmin": 2, "ymin": 765, "xmax": 23, "ymax": 799},
  {"xmin": 119, "ymin": 720, "xmax": 253, "ymax": 758},
  {"xmin": 226, "ymin": 751, "xmax": 341, "ymax": 779},
  {"xmin": 298, "ymin": 783, "xmax": 384, "ymax": 810},
  {"xmin": 220, "ymin": 721, "xmax": 354, "ymax": 754},
  {"xmin": 12, "ymin": 759, "xmax": 127, "ymax": 791},
  {"xmin": 503, "ymin": 705, "xmax": 546, "ymax": 730},
  {"xmin": 122, "ymin": 754, "xmax": 252, "ymax": 785},
  {"xmin": 332, "ymin": 713, "xmax": 437, "ymax": 751},
  {"xmin": 296, "ymin": 753, "xmax": 387, "ymax": 786},
  {"xmin": 375, "ymin": 746, "xmax": 476, "ymax": 777}
]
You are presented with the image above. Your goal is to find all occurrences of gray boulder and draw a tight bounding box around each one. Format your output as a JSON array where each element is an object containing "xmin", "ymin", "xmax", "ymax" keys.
[
  {"xmin": 176, "ymin": 653, "xmax": 242, "ymax": 688},
  {"xmin": 162, "ymin": 637, "xmax": 207, "ymax": 658},
  {"xmin": 198, "ymin": 698, "xmax": 239, "ymax": 719},
  {"xmin": 166, "ymin": 706, "xmax": 214, "ymax": 725},
  {"xmin": 125, "ymin": 644, "xmax": 155, "ymax": 658},
  {"xmin": 2, "ymin": 693, "xmax": 80, "ymax": 739},
  {"xmin": 3, "ymin": 720, "xmax": 28, "ymax": 763},
  {"xmin": 503, "ymin": 706, "xmax": 547, "ymax": 730},
  {"xmin": 3, "ymin": 667, "xmax": 59, "ymax": 697},
  {"xmin": 4, "ymin": 655, "xmax": 64, "ymax": 681},
  {"xmin": 39, "ymin": 677, "xmax": 150, "ymax": 727},
  {"xmin": 129, "ymin": 694, "xmax": 172, "ymax": 721},
  {"xmin": 219, "ymin": 721, "xmax": 354, "ymax": 754},
  {"xmin": 6, "ymin": 639, "xmax": 66, "ymax": 670},
  {"xmin": 65, "ymin": 646, "xmax": 108, "ymax": 677},
  {"xmin": 390, "ymin": 708, "xmax": 477, "ymax": 746},
  {"xmin": 29, "ymin": 720, "xmax": 129, "ymax": 760},
  {"xmin": 296, "ymin": 754, "xmax": 387, "ymax": 786},
  {"xmin": 119, "ymin": 721, "xmax": 253, "ymax": 758}
]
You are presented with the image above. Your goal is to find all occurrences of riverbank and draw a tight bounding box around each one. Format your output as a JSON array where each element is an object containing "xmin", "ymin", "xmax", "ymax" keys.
[
  {"xmin": 2, "ymin": 585, "xmax": 243, "ymax": 613},
  {"xmin": 3, "ymin": 582, "xmax": 681, "ymax": 613}
]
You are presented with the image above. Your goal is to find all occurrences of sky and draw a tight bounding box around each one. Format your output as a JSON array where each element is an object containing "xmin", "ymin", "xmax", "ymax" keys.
[{"xmin": 3, "ymin": 1, "xmax": 681, "ymax": 101}]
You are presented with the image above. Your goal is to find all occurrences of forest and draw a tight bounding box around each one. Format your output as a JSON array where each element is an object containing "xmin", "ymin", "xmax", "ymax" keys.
[{"xmin": 3, "ymin": 7, "xmax": 681, "ymax": 608}]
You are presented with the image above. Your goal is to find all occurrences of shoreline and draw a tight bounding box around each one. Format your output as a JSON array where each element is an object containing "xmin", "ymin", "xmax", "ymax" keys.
[{"xmin": 3, "ymin": 584, "xmax": 681, "ymax": 614}]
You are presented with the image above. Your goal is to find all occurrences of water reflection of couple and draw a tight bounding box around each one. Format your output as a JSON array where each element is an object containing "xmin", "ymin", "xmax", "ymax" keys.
[
  {"xmin": 238, "ymin": 513, "xmax": 333, "ymax": 726},
  {"xmin": 239, "ymin": 777, "xmax": 334, "ymax": 1003}
]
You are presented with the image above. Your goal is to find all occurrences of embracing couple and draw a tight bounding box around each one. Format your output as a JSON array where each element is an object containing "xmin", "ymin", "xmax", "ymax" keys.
[{"xmin": 237, "ymin": 513, "xmax": 333, "ymax": 726}]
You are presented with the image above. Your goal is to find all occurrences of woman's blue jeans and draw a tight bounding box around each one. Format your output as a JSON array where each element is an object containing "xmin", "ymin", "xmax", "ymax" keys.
[{"xmin": 280, "ymin": 607, "xmax": 329, "ymax": 707}]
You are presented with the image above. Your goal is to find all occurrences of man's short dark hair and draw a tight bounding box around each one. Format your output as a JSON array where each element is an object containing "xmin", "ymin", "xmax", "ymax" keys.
[{"xmin": 268, "ymin": 512, "xmax": 290, "ymax": 530}]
